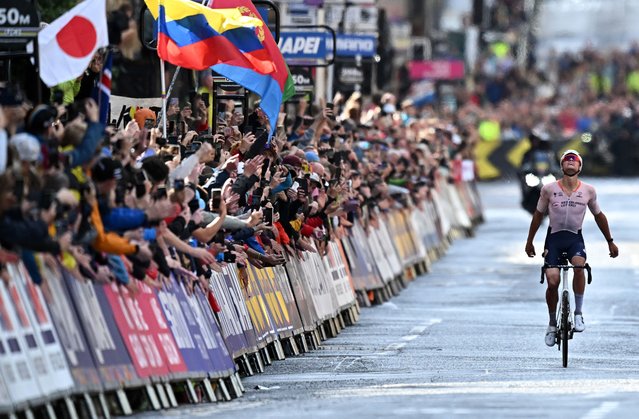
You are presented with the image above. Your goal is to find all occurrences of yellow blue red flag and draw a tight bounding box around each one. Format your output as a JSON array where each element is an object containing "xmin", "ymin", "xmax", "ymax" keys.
[{"xmin": 144, "ymin": 0, "xmax": 272, "ymax": 72}]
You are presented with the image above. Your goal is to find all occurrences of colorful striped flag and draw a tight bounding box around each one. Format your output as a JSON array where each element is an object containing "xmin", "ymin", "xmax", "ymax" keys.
[{"xmin": 144, "ymin": 0, "xmax": 270, "ymax": 72}]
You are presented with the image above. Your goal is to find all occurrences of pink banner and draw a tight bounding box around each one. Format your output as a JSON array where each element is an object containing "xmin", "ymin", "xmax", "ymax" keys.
[
  {"xmin": 409, "ymin": 60, "xmax": 465, "ymax": 81},
  {"xmin": 102, "ymin": 282, "xmax": 187, "ymax": 378}
]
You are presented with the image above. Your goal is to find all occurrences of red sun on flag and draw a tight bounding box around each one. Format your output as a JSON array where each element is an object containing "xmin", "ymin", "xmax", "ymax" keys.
[{"xmin": 55, "ymin": 16, "xmax": 97, "ymax": 58}]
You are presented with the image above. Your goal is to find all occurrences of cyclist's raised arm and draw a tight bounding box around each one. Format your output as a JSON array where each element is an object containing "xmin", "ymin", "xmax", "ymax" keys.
[
  {"xmin": 525, "ymin": 210, "xmax": 545, "ymax": 257},
  {"xmin": 594, "ymin": 211, "xmax": 619, "ymax": 258},
  {"xmin": 525, "ymin": 185, "xmax": 550, "ymax": 257}
]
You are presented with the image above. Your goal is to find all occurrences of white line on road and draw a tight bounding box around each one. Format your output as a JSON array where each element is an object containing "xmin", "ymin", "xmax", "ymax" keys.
[
  {"xmin": 382, "ymin": 319, "xmax": 442, "ymax": 353},
  {"xmin": 322, "ymin": 380, "xmax": 639, "ymax": 398},
  {"xmin": 385, "ymin": 342, "xmax": 406, "ymax": 351},
  {"xmin": 581, "ymin": 401, "xmax": 619, "ymax": 419},
  {"xmin": 409, "ymin": 326, "xmax": 427, "ymax": 334}
]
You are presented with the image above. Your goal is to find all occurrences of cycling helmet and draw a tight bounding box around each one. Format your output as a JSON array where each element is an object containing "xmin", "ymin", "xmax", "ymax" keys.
[{"xmin": 560, "ymin": 149, "xmax": 582, "ymax": 169}]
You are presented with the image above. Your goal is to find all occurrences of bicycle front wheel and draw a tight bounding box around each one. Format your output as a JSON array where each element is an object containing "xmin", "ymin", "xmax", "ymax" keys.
[{"xmin": 561, "ymin": 291, "xmax": 570, "ymax": 368}]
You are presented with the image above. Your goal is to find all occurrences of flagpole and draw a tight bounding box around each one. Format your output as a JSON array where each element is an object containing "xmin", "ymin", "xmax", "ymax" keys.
[
  {"xmin": 156, "ymin": 66, "xmax": 181, "ymax": 129},
  {"xmin": 158, "ymin": 0, "xmax": 168, "ymax": 139},
  {"xmin": 160, "ymin": 59, "xmax": 168, "ymax": 138}
]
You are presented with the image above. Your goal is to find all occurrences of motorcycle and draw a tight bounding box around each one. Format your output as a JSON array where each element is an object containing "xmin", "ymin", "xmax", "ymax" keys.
[{"xmin": 519, "ymin": 150, "xmax": 558, "ymax": 215}]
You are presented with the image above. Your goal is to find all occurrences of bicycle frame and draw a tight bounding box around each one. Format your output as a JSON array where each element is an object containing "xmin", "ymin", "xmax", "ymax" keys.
[{"xmin": 540, "ymin": 256, "xmax": 592, "ymax": 367}]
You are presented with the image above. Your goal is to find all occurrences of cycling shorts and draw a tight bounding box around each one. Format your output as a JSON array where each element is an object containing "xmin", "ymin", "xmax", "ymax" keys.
[{"xmin": 544, "ymin": 230, "xmax": 586, "ymax": 265}]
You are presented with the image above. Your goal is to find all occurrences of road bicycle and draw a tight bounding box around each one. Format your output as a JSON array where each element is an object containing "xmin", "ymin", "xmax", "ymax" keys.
[{"xmin": 540, "ymin": 252, "xmax": 592, "ymax": 368}]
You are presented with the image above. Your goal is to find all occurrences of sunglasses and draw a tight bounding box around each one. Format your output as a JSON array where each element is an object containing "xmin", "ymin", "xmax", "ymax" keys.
[{"xmin": 563, "ymin": 155, "xmax": 579, "ymax": 162}]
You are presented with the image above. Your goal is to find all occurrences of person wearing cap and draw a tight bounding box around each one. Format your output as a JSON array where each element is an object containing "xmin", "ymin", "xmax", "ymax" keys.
[
  {"xmin": 525, "ymin": 149, "xmax": 618, "ymax": 347},
  {"xmin": 10, "ymin": 133, "xmax": 41, "ymax": 164}
]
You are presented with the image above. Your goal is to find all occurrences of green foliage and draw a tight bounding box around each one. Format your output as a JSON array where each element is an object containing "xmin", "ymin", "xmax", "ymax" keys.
[{"xmin": 36, "ymin": 0, "xmax": 81, "ymax": 23}]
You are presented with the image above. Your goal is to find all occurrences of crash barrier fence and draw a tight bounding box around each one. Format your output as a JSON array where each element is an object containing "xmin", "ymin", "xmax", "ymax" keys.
[{"xmin": 0, "ymin": 178, "xmax": 483, "ymax": 419}]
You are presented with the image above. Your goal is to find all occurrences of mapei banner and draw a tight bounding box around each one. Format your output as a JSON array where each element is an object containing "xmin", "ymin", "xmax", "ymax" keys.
[{"xmin": 279, "ymin": 31, "xmax": 328, "ymax": 60}]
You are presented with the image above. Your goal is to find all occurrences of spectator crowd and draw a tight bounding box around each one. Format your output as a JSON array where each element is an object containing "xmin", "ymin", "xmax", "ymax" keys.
[
  {"xmin": 459, "ymin": 0, "xmax": 639, "ymax": 175},
  {"xmin": 0, "ymin": 50, "xmax": 471, "ymax": 295}
]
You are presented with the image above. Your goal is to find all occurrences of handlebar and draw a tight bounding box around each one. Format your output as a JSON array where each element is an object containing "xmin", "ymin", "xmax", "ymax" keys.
[{"xmin": 540, "ymin": 263, "xmax": 592, "ymax": 285}]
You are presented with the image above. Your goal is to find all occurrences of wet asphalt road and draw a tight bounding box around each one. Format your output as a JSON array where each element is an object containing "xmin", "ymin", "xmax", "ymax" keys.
[{"xmin": 141, "ymin": 178, "xmax": 639, "ymax": 419}]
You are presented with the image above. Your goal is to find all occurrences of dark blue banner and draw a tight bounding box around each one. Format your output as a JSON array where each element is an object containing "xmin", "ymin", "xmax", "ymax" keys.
[
  {"xmin": 279, "ymin": 31, "xmax": 328, "ymax": 60},
  {"xmin": 279, "ymin": 32, "xmax": 377, "ymax": 59},
  {"xmin": 336, "ymin": 34, "xmax": 377, "ymax": 57}
]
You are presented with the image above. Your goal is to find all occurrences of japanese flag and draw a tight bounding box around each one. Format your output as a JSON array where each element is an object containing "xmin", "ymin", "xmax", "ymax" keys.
[{"xmin": 38, "ymin": 0, "xmax": 109, "ymax": 87}]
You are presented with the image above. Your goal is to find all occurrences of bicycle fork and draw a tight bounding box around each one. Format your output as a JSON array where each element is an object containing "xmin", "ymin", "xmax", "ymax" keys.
[{"xmin": 556, "ymin": 267, "xmax": 574, "ymax": 349}]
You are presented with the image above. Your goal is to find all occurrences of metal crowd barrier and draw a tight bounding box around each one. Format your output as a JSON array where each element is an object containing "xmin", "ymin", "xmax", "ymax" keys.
[{"xmin": 0, "ymin": 178, "xmax": 483, "ymax": 419}]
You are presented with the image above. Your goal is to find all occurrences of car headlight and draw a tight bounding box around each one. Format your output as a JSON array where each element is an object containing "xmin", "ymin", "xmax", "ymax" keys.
[
  {"xmin": 541, "ymin": 174, "xmax": 556, "ymax": 185},
  {"xmin": 525, "ymin": 173, "xmax": 540, "ymax": 187}
]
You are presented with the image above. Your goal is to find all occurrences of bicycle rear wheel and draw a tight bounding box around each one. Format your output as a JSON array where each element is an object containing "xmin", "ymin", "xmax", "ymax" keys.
[{"xmin": 561, "ymin": 291, "xmax": 570, "ymax": 368}]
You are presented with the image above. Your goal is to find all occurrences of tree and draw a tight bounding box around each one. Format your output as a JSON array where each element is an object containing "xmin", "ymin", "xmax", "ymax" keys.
[{"xmin": 36, "ymin": 0, "xmax": 80, "ymax": 23}]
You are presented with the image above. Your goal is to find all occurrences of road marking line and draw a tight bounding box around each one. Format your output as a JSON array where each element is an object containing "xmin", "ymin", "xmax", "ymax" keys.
[
  {"xmin": 385, "ymin": 342, "xmax": 406, "ymax": 351},
  {"xmin": 581, "ymin": 401, "xmax": 619, "ymax": 419},
  {"xmin": 402, "ymin": 334, "xmax": 420, "ymax": 341},
  {"xmin": 409, "ymin": 326, "xmax": 427, "ymax": 334},
  {"xmin": 333, "ymin": 357, "xmax": 349, "ymax": 371},
  {"xmin": 380, "ymin": 319, "xmax": 443, "ymax": 354}
]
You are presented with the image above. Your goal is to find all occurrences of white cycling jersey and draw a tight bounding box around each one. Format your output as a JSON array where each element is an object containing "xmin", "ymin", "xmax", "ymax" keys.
[{"xmin": 536, "ymin": 180, "xmax": 601, "ymax": 234}]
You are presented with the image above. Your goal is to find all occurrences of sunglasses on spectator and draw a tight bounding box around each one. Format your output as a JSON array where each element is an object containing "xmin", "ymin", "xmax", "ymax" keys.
[{"xmin": 563, "ymin": 155, "xmax": 579, "ymax": 161}]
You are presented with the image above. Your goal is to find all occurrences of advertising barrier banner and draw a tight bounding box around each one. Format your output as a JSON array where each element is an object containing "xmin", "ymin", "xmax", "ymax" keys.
[
  {"xmin": 207, "ymin": 271, "xmax": 250, "ymax": 358},
  {"xmin": 401, "ymin": 210, "xmax": 428, "ymax": 263},
  {"xmin": 344, "ymin": 224, "xmax": 385, "ymax": 291},
  {"xmin": 191, "ymin": 287, "xmax": 235, "ymax": 376},
  {"xmin": 377, "ymin": 219, "xmax": 404, "ymax": 277},
  {"xmin": 249, "ymin": 266, "xmax": 296, "ymax": 336},
  {"xmin": 157, "ymin": 276, "xmax": 215, "ymax": 377},
  {"xmin": 301, "ymin": 249, "xmax": 339, "ymax": 321},
  {"xmin": 409, "ymin": 60, "xmax": 465, "ymax": 81},
  {"xmin": 283, "ymin": 258, "xmax": 319, "ymax": 330},
  {"xmin": 0, "ymin": 278, "xmax": 43, "ymax": 405},
  {"xmin": 341, "ymin": 235, "xmax": 373, "ymax": 291},
  {"xmin": 0, "ymin": 372, "xmax": 11, "ymax": 413},
  {"xmin": 63, "ymin": 275, "xmax": 139, "ymax": 389},
  {"xmin": 224, "ymin": 267, "xmax": 259, "ymax": 350},
  {"xmin": 102, "ymin": 282, "xmax": 187, "ymax": 378},
  {"xmin": 431, "ymin": 189, "xmax": 452, "ymax": 239},
  {"xmin": 7, "ymin": 263, "xmax": 75, "ymax": 398},
  {"xmin": 367, "ymin": 226, "xmax": 394, "ymax": 284},
  {"xmin": 323, "ymin": 241, "xmax": 356, "ymax": 310},
  {"xmin": 39, "ymin": 263, "xmax": 102, "ymax": 391},
  {"xmin": 242, "ymin": 266, "xmax": 278, "ymax": 342},
  {"xmin": 272, "ymin": 265, "xmax": 304, "ymax": 334}
]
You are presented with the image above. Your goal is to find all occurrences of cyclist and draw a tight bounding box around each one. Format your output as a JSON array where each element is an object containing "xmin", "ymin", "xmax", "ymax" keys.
[{"xmin": 525, "ymin": 150, "xmax": 619, "ymax": 346}]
